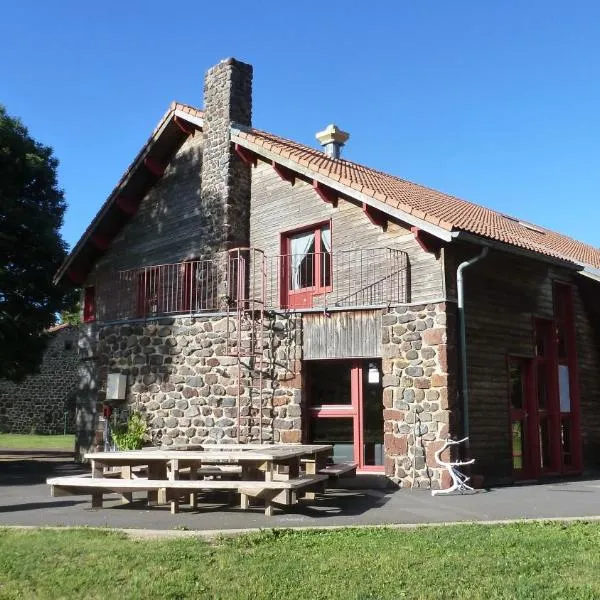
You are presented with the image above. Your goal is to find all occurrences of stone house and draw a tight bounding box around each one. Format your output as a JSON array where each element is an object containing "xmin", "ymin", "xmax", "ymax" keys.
[
  {"xmin": 0, "ymin": 323, "xmax": 79, "ymax": 435},
  {"xmin": 55, "ymin": 58, "xmax": 600, "ymax": 488}
]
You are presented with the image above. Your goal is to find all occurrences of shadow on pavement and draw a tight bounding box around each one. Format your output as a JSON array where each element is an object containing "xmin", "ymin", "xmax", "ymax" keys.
[
  {"xmin": 0, "ymin": 455, "xmax": 88, "ymax": 487},
  {"xmin": 0, "ymin": 499, "xmax": 87, "ymax": 513}
]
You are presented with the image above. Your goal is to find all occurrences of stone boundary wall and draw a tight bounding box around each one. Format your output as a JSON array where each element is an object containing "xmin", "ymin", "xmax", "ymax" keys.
[
  {"xmin": 92, "ymin": 312, "xmax": 302, "ymax": 447},
  {"xmin": 381, "ymin": 302, "xmax": 453, "ymax": 489},
  {"xmin": 0, "ymin": 326, "xmax": 79, "ymax": 434}
]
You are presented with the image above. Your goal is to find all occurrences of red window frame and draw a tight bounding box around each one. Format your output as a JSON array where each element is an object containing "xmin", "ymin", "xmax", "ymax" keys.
[
  {"xmin": 280, "ymin": 221, "xmax": 332, "ymax": 309},
  {"xmin": 553, "ymin": 281, "xmax": 581, "ymax": 473},
  {"xmin": 83, "ymin": 286, "xmax": 96, "ymax": 323}
]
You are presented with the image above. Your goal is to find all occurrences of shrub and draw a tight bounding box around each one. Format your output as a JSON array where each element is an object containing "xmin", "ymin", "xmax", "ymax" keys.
[{"xmin": 111, "ymin": 412, "xmax": 147, "ymax": 450}]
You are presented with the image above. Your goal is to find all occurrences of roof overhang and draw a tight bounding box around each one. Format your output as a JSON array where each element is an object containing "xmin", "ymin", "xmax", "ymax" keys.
[
  {"xmin": 451, "ymin": 231, "xmax": 582, "ymax": 271},
  {"xmin": 579, "ymin": 265, "xmax": 600, "ymax": 283},
  {"xmin": 54, "ymin": 107, "xmax": 203, "ymax": 285},
  {"xmin": 231, "ymin": 127, "xmax": 454, "ymax": 243}
]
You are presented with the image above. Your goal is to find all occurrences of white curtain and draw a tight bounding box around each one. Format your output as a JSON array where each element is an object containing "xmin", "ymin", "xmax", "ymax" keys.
[
  {"xmin": 321, "ymin": 227, "xmax": 331, "ymax": 252},
  {"xmin": 290, "ymin": 231, "xmax": 315, "ymax": 290}
]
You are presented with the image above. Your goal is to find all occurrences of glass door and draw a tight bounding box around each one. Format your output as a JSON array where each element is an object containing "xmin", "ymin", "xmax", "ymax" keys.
[
  {"xmin": 306, "ymin": 360, "xmax": 384, "ymax": 471},
  {"xmin": 508, "ymin": 357, "xmax": 535, "ymax": 479}
]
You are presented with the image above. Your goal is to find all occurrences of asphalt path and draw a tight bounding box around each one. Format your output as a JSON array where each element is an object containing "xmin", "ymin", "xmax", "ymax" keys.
[{"xmin": 2, "ymin": 449, "xmax": 600, "ymax": 532}]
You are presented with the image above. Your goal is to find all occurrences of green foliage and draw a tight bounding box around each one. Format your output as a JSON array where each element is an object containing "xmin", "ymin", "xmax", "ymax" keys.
[
  {"xmin": 1, "ymin": 522, "xmax": 600, "ymax": 598},
  {"xmin": 111, "ymin": 412, "xmax": 148, "ymax": 450},
  {"xmin": 59, "ymin": 297, "xmax": 82, "ymax": 326},
  {"xmin": 0, "ymin": 105, "xmax": 73, "ymax": 381}
]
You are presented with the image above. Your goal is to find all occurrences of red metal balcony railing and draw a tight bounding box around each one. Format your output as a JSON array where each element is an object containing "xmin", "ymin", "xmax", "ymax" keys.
[
  {"xmin": 265, "ymin": 247, "xmax": 408, "ymax": 309},
  {"xmin": 92, "ymin": 247, "xmax": 408, "ymax": 322}
]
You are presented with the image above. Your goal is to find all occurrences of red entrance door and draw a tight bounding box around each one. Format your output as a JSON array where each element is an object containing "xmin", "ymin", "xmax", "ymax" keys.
[
  {"xmin": 509, "ymin": 310, "xmax": 581, "ymax": 479},
  {"xmin": 305, "ymin": 360, "xmax": 384, "ymax": 471}
]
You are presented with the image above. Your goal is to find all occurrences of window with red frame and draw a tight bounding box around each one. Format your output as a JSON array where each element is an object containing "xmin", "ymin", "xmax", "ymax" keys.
[
  {"xmin": 553, "ymin": 282, "xmax": 579, "ymax": 470},
  {"xmin": 281, "ymin": 223, "xmax": 331, "ymax": 308},
  {"xmin": 83, "ymin": 286, "xmax": 96, "ymax": 322}
]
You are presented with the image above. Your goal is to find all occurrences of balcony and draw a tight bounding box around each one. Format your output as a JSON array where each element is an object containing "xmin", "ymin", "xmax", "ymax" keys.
[{"xmin": 92, "ymin": 248, "xmax": 408, "ymax": 322}]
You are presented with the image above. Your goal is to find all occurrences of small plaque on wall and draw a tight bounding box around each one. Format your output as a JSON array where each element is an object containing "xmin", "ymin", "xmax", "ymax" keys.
[{"xmin": 106, "ymin": 373, "xmax": 127, "ymax": 400}]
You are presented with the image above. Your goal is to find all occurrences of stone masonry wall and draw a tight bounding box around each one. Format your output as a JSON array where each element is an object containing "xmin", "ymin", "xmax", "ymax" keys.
[
  {"xmin": 92, "ymin": 312, "xmax": 302, "ymax": 447},
  {"xmin": 381, "ymin": 303, "xmax": 453, "ymax": 489},
  {"xmin": 0, "ymin": 325, "xmax": 79, "ymax": 434}
]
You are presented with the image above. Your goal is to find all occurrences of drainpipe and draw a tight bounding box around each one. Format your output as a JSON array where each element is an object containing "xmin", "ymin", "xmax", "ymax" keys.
[{"xmin": 457, "ymin": 247, "xmax": 489, "ymax": 449}]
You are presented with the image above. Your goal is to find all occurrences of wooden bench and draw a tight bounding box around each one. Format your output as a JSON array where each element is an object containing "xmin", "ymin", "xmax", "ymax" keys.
[
  {"xmin": 47, "ymin": 473, "xmax": 328, "ymax": 516},
  {"xmin": 319, "ymin": 462, "xmax": 358, "ymax": 479}
]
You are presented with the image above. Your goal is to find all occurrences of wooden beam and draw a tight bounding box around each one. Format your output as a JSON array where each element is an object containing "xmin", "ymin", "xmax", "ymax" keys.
[
  {"xmin": 90, "ymin": 234, "xmax": 111, "ymax": 251},
  {"xmin": 234, "ymin": 143, "xmax": 257, "ymax": 167},
  {"xmin": 66, "ymin": 268, "xmax": 86, "ymax": 285},
  {"xmin": 313, "ymin": 181, "xmax": 338, "ymax": 207},
  {"xmin": 173, "ymin": 115, "xmax": 193, "ymax": 135},
  {"xmin": 363, "ymin": 203, "xmax": 388, "ymax": 231},
  {"xmin": 115, "ymin": 196, "xmax": 141, "ymax": 215},
  {"xmin": 272, "ymin": 161, "xmax": 295, "ymax": 185},
  {"xmin": 143, "ymin": 157, "xmax": 166, "ymax": 177},
  {"xmin": 411, "ymin": 226, "xmax": 442, "ymax": 254}
]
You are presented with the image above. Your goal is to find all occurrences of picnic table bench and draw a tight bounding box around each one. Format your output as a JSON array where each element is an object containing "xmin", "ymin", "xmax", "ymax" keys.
[{"xmin": 47, "ymin": 444, "xmax": 349, "ymax": 516}]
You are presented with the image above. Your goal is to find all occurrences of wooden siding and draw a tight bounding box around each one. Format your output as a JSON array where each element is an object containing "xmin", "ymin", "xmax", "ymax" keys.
[
  {"xmin": 249, "ymin": 160, "xmax": 444, "ymax": 304},
  {"xmin": 573, "ymin": 277, "xmax": 600, "ymax": 467},
  {"xmin": 90, "ymin": 132, "xmax": 207, "ymax": 279},
  {"xmin": 445, "ymin": 244, "xmax": 600, "ymax": 480},
  {"xmin": 303, "ymin": 311, "xmax": 382, "ymax": 359}
]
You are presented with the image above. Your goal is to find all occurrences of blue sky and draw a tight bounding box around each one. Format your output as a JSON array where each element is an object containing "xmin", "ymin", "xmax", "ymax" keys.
[{"xmin": 2, "ymin": 1, "xmax": 599, "ymax": 249}]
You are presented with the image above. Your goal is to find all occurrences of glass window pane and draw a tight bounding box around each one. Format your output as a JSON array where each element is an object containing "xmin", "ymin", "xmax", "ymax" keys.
[
  {"xmin": 512, "ymin": 421, "xmax": 524, "ymax": 470},
  {"xmin": 539, "ymin": 419, "xmax": 552, "ymax": 469},
  {"xmin": 509, "ymin": 362, "xmax": 524, "ymax": 410},
  {"xmin": 289, "ymin": 231, "xmax": 315, "ymax": 290},
  {"xmin": 557, "ymin": 325, "xmax": 568, "ymax": 360},
  {"xmin": 537, "ymin": 363, "xmax": 547, "ymax": 410},
  {"xmin": 363, "ymin": 361, "xmax": 383, "ymax": 466},
  {"xmin": 559, "ymin": 365, "xmax": 571, "ymax": 412},
  {"xmin": 308, "ymin": 362, "xmax": 352, "ymax": 406},
  {"xmin": 561, "ymin": 419, "xmax": 572, "ymax": 466},
  {"xmin": 311, "ymin": 418, "xmax": 354, "ymax": 463}
]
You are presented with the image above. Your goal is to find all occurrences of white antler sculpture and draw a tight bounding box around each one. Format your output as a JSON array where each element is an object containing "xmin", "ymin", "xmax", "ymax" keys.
[{"xmin": 431, "ymin": 437, "xmax": 475, "ymax": 496}]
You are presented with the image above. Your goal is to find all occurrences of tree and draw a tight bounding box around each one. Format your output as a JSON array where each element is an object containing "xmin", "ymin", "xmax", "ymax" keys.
[
  {"xmin": 60, "ymin": 296, "xmax": 82, "ymax": 326},
  {"xmin": 0, "ymin": 105, "xmax": 73, "ymax": 381}
]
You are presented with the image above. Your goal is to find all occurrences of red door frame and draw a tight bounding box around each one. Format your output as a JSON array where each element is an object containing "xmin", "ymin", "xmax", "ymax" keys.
[
  {"xmin": 280, "ymin": 221, "xmax": 332, "ymax": 309},
  {"xmin": 553, "ymin": 281, "xmax": 582, "ymax": 473},
  {"xmin": 508, "ymin": 285, "xmax": 582, "ymax": 480},
  {"xmin": 307, "ymin": 360, "xmax": 384, "ymax": 472},
  {"xmin": 508, "ymin": 356, "xmax": 536, "ymax": 480}
]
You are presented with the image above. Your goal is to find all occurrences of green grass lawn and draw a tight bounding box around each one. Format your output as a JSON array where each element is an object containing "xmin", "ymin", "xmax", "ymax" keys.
[
  {"xmin": 1, "ymin": 522, "xmax": 599, "ymax": 599},
  {"xmin": 0, "ymin": 434, "xmax": 74, "ymax": 450}
]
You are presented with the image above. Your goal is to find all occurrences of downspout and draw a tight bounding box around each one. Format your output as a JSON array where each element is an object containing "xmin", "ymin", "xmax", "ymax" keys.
[{"xmin": 457, "ymin": 247, "xmax": 489, "ymax": 448}]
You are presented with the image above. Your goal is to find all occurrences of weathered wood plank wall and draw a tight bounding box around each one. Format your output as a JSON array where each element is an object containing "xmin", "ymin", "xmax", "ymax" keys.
[
  {"xmin": 303, "ymin": 311, "xmax": 383, "ymax": 359},
  {"xmin": 250, "ymin": 161, "xmax": 445, "ymax": 304},
  {"xmin": 445, "ymin": 244, "xmax": 600, "ymax": 481}
]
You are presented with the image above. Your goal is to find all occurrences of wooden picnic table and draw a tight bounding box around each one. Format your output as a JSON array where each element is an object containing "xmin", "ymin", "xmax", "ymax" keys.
[{"xmin": 51, "ymin": 444, "xmax": 333, "ymax": 516}]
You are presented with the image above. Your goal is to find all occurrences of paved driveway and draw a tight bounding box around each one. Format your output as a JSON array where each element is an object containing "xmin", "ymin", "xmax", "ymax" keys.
[{"xmin": 2, "ymin": 450, "xmax": 600, "ymax": 532}]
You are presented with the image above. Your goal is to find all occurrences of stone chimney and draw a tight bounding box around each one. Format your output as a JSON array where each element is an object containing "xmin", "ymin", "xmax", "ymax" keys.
[
  {"xmin": 316, "ymin": 124, "xmax": 349, "ymax": 159},
  {"xmin": 201, "ymin": 58, "xmax": 253, "ymax": 251}
]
